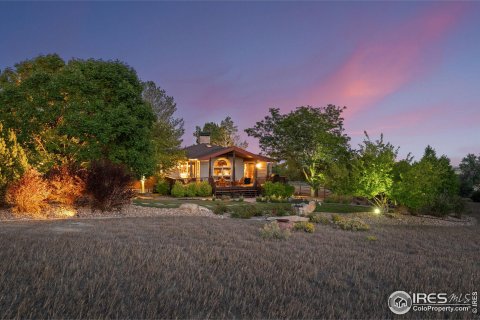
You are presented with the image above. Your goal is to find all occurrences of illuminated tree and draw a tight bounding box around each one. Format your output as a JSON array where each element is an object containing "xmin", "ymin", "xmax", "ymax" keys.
[
  {"xmin": 246, "ymin": 105, "xmax": 350, "ymax": 196},
  {"xmin": 351, "ymin": 133, "xmax": 397, "ymax": 212},
  {"xmin": 0, "ymin": 122, "xmax": 29, "ymax": 202},
  {"xmin": 0, "ymin": 54, "xmax": 157, "ymax": 177}
]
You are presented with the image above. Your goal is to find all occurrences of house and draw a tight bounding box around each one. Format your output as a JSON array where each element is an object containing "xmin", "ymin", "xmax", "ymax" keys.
[{"xmin": 167, "ymin": 134, "xmax": 274, "ymax": 196}]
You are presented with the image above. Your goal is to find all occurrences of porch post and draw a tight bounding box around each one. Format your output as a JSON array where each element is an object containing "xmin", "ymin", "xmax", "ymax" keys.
[
  {"xmin": 209, "ymin": 157, "xmax": 212, "ymax": 179},
  {"xmin": 232, "ymin": 151, "xmax": 236, "ymax": 184},
  {"xmin": 254, "ymin": 160, "xmax": 258, "ymax": 187}
]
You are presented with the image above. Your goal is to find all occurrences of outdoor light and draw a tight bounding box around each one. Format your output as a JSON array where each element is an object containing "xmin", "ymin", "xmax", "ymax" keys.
[
  {"xmin": 255, "ymin": 163, "xmax": 262, "ymax": 169},
  {"xmin": 140, "ymin": 175, "xmax": 146, "ymax": 194},
  {"xmin": 374, "ymin": 208, "xmax": 381, "ymax": 214}
]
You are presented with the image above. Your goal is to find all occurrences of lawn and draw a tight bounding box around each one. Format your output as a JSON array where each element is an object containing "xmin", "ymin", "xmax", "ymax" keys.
[
  {"xmin": 315, "ymin": 202, "xmax": 373, "ymax": 213},
  {"xmin": 134, "ymin": 197, "xmax": 372, "ymax": 215},
  {"xmin": 134, "ymin": 197, "xmax": 293, "ymax": 213},
  {"xmin": 0, "ymin": 203, "xmax": 478, "ymax": 318}
]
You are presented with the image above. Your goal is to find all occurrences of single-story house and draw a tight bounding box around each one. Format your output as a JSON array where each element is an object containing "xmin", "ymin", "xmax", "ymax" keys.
[
  {"xmin": 168, "ymin": 134, "xmax": 274, "ymax": 194},
  {"xmin": 132, "ymin": 134, "xmax": 274, "ymax": 196}
]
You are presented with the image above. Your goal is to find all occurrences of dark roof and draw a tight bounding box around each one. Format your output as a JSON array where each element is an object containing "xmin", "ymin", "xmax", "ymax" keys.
[
  {"xmin": 183, "ymin": 144, "xmax": 273, "ymax": 162},
  {"xmin": 184, "ymin": 143, "xmax": 228, "ymax": 159}
]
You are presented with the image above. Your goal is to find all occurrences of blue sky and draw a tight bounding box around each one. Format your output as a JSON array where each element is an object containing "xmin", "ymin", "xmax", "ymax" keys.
[{"xmin": 1, "ymin": 2, "xmax": 479, "ymax": 164}]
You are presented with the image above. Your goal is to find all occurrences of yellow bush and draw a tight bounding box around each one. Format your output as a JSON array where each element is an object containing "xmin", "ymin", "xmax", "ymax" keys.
[{"xmin": 6, "ymin": 169, "xmax": 50, "ymax": 217}]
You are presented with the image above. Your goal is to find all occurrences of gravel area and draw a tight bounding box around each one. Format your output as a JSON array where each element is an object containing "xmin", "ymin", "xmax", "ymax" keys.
[
  {"xmin": 0, "ymin": 204, "xmax": 475, "ymax": 226},
  {"xmin": 0, "ymin": 204, "xmax": 223, "ymax": 221}
]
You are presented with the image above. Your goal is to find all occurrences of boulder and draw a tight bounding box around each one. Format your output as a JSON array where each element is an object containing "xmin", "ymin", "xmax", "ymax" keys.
[
  {"xmin": 179, "ymin": 203, "xmax": 200, "ymax": 213},
  {"xmin": 298, "ymin": 201, "xmax": 317, "ymax": 215},
  {"xmin": 178, "ymin": 203, "xmax": 214, "ymax": 215}
]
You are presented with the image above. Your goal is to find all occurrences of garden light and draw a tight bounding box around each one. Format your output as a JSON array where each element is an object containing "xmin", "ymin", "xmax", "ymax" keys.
[{"xmin": 374, "ymin": 207, "xmax": 381, "ymax": 214}]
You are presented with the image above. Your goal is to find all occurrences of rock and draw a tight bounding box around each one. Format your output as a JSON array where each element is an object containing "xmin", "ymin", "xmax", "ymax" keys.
[
  {"xmin": 298, "ymin": 201, "xmax": 317, "ymax": 215},
  {"xmin": 267, "ymin": 215, "xmax": 309, "ymax": 222},
  {"xmin": 178, "ymin": 203, "xmax": 214, "ymax": 215},
  {"xmin": 178, "ymin": 203, "xmax": 200, "ymax": 212}
]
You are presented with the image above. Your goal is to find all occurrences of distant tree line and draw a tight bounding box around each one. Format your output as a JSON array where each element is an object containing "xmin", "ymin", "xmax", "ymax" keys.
[{"xmin": 246, "ymin": 106, "xmax": 470, "ymax": 215}]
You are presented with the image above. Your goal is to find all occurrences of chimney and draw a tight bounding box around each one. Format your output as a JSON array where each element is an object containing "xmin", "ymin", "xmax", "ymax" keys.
[{"xmin": 199, "ymin": 132, "xmax": 211, "ymax": 144}]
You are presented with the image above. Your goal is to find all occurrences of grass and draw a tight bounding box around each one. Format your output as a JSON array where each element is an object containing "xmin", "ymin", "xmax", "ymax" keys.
[
  {"xmin": 315, "ymin": 202, "xmax": 373, "ymax": 213},
  {"xmin": 134, "ymin": 197, "xmax": 292, "ymax": 214},
  {"xmin": 0, "ymin": 202, "xmax": 479, "ymax": 318}
]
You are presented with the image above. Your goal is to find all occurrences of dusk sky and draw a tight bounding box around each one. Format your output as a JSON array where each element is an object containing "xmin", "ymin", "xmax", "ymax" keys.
[{"xmin": 1, "ymin": 2, "xmax": 479, "ymax": 164}]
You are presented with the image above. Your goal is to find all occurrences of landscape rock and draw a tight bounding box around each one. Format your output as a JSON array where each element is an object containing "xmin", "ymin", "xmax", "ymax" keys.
[
  {"xmin": 298, "ymin": 201, "xmax": 317, "ymax": 215},
  {"xmin": 179, "ymin": 203, "xmax": 200, "ymax": 212}
]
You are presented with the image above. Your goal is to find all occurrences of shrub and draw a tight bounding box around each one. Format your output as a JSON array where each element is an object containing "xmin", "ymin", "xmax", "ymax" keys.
[
  {"xmin": 155, "ymin": 179, "xmax": 170, "ymax": 195},
  {"xmin": 333, "ymin": 217, "xmax": 370, "ymax": 231},
  {"xmin": 5, "ymin": 169, "xmax": 50, "ymax": 216},
  {"xmin": 422, "ymin": 194, "xmax": 467, "ymax": 217},
  {"xmin": 331, "ymin": 214, "xmax": 342, "ymax": 223},
  {"xmin": 196, "ymin": 181, "xmax": 212, "ymax": 197},
  {"xmin": 324, "ymin": 194, "xmax": 353, "ymax": 204},
  {"xmin": 46, "ymin": 165, "xmax": 85, "ymax": 207},
  {"xmin": 308, "ymin": 213, "xmax": 330, "ymax": 225},
  {"xmin": 451, "ymin": 196, "xmax": 466, "ymax": 218},
  {"xmin": 263, "ymin": 182, "xmax": 294, "ymax": 198},
  {"xmin": 230, "ymin": 204, "xmax": 260, "ymax": 219},
  {"xmin": 171, "ymin": 181, "xmax": 185, "ymax": 197},
  {"xmin": 294, "ymin": 221, "xmax": 315, "ymax": 233},
  {"xmin": 366, "ymin": 235, "xmax": 377, "ymax": 241},
  {"xmin": 471, "ymin": 191, "xmax": 480, "ymax": 203},
  {"xmin": 185, "ymin": 183, "xmax": 197, "ymax": 197},
  {"xmin": 260, "ymin": 221, "xmax": 291, "ymax": 240},
  {"xmin": 0, "ymin": 123, "xmax": 29, "ymax": 202},
  {"xmin": 213, "ymin": 202, "xmax": 228, "ymax": 215},
  {"xmin": 85, "ymin": 160, "xmax": 134, "ymax": 212},
  {"xmin": 269, "ymin": 204, "xmax": 294, "ymax": 216}
]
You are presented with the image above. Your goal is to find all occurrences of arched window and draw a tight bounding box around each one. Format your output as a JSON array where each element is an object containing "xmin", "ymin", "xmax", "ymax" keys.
[{"xmin": 213, "ymin": 158, "xmax": 231, "ymax": 178}]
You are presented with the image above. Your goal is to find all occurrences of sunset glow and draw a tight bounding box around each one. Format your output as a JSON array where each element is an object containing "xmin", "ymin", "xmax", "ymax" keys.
[{"xmin": 1, "ymin": 2, "xmax": 478, "ymax": 163}]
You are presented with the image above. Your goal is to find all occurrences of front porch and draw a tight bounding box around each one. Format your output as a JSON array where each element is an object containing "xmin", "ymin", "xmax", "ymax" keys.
[{"xmin": 175, "ymin": 146, "xmax": 273, "ymax": 196}]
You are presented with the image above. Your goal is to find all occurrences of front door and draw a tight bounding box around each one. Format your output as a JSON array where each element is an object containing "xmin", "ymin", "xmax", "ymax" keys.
[{"xmin": 244, "ymin": 163, "xmax": 255, "ymax": 184}]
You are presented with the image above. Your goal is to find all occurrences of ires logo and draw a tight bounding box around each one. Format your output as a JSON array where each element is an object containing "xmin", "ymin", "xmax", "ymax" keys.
[
  {"xmin": 389, "ymin": 291, "xmax": 477, "ymax": 315},
  {"xmin": 412, "ymin": 293, "xmax": 448, "ymax": 304}
]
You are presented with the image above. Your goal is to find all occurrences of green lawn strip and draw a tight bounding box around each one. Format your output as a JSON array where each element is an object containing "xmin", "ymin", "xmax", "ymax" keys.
[
  {"xmin": 133, "ymin": 198, "xmax": 292, "ymax": 212},
  {"xmin": 315, "ymin": 203, "xmax": 373, "ymax": 213}
]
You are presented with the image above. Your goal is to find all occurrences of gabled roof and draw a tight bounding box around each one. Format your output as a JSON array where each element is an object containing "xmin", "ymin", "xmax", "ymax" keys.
[
  {"xmin": 183, "ymin": 143, "xmax": 227, "ymax": 159},
  {"xmin": 184, "ymin": 144, "xmax": 273, "ymax": 162}
]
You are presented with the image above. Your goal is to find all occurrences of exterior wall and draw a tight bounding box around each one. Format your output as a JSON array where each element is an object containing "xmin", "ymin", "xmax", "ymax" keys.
[
  {"xmin": 256, "ymin": 161, "xmax": 268, "ymax": 178},
  {"xmin": 200, "ymin": 160, "xmax": 209, "ymax": 178},
  {"xmin": 167, "ymin": 158, "xmax": 270, "ymax": 181},
  {"xmin": 231, "ymin": 157, "xmax": 245, "ymax": 180}
]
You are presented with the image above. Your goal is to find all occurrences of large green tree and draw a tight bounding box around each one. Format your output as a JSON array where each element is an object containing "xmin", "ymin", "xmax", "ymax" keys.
[
  {"xmin": 0, "ymin": 122, "xmax": 29, "ymax": 201},
  {"xmin": 246, "ymin": 105, "xmax": 350, "ymax": 196},
  {"xmin": 142, "ymin": 81, "xmax": 185, "ymax": 176},
  {"xmin": 0, "ymin": 54, "xmax": 156, "ymax": 177},
  {"xmin": 458, "ymin": 153, "xmax": 480, "ymax": 196},
  {"xmin": 392, "ymin": 146, "xmax": 459, "ymax": 212},
  {"xmin": 351, "ymin": 133, "xmax": 398, "ymax": 212},
  {"xmin": 194, "ymin": 116, "xmax": 248, "ymax": 148}
]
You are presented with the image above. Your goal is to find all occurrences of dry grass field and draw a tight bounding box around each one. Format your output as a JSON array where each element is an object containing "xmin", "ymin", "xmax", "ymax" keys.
[{"xmin": 0, "ymin": 203, "xmax": 479, "ymax": 319}]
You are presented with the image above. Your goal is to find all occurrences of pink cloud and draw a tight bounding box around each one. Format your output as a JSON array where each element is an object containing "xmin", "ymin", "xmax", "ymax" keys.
[
  {"xmin": 306, "ymin": 4, "xmax": 468, "ymax": 117},
  {"xmin": 348, "ymin": 102, "xmax": 480, "ymax": 140}
]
